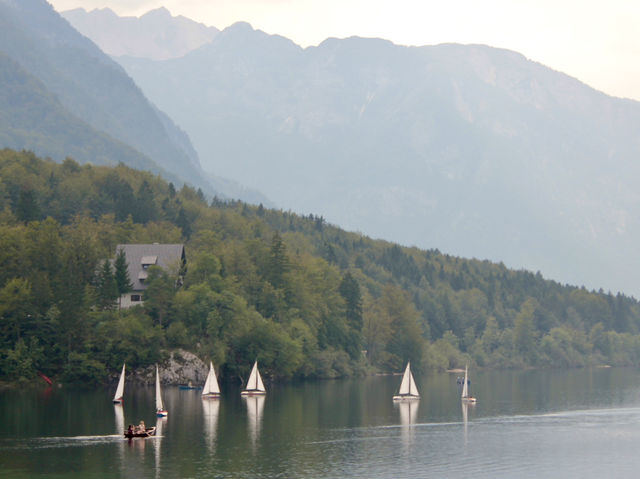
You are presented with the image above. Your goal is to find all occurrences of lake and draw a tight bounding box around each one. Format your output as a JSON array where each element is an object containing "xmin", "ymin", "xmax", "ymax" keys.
[{"xmin": 2, "ymin": 367, "xmax": 640, "ymax": 478}]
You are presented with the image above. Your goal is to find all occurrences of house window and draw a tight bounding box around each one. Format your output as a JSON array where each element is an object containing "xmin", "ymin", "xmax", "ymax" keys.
[{"xmin": 131, "ymin": 294, "xmax": 142, "ymax": 302}]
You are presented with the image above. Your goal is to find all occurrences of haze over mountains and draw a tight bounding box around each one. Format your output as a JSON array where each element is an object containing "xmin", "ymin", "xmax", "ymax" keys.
[
  {"xmin": 62, "ymin": 8, "xmax": 640, "ymax": 297},
  {"xmin": 6, "ymin": 3, "xmax": 640, "ymax": 297},
  {"xmin": 0, "ymin": 0, "xmax": 268, "ymax": 203},
  {"xmin": 62, "ymin": 7, "xmax": 219, "ymax": 60}
]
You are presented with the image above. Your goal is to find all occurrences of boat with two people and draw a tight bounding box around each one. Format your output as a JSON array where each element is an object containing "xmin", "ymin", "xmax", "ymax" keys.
[
  {"xmin": 124, "ymin": 420, "xmax": 156, "ymax": 439},
  {"xmin": 393, "ymin": 361, "xmax": 420, "ymax": 401}
]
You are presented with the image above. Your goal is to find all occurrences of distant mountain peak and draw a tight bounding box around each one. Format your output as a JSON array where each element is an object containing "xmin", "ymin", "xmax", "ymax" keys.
[
  {"xmin": 226, "ymin": 21, "xmax": 254, "ymax": 32},
  {"xmin": 140, "ymin": 6, "xmax": 172, "ymax": 20},
  {"xmin": 61, "ymin": 5, "xmax": 219, "ymax": 60}
]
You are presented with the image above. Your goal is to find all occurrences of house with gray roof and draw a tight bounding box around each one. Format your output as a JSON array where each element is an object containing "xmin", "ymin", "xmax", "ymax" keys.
[{"xmin": 116, "ymin": 244, "xmax": 186, "ymax": 308}]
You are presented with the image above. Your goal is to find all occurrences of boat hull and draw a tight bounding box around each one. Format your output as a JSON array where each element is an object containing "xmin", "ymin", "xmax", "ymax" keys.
[
  {"xmin": 462, "ymin": 397, "xmax": 477, "ymax": 404},
  {"xmin": 156, "ymin": 409, "xmax": 168, "ymax": 417},
  {"xmin": 241, "ymin": 390, "xmax": 266, "ymax": 396},
  {"xmin": 202, "ymin": 393, "xmax": 220, "ymax": 399},
  {"xmin": 112, "ymin": 398, "xmax": 123, "ymax": 404},
  {"xmin": 393, "ymin": 394, "xmax": 420, "ymax": 401},
  {"xmin": 124, "ymin": 427, "xmax": 156, "ymax": 438}
]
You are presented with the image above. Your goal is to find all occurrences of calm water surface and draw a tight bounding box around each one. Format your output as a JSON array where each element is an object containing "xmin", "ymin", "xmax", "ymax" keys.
[{"xmin": 2, "ymin": 368, "xmax": 640, "ymax": 478}]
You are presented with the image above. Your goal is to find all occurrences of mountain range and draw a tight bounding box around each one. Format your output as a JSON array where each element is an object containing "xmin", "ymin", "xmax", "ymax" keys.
[
  {"xmin": 0, "ymin": 0, "xmax": 270, "ymax": 203},
  {"xmin": 77, "ymin": 17, "xmax": 640, "ymax": 297},
  {"xmin": 6, "ymin": 3, "xmax": 640, "ymax": 297},
  {"xmin": 62, "ymin": 6, "xmax": 219, "ymax": 60}
]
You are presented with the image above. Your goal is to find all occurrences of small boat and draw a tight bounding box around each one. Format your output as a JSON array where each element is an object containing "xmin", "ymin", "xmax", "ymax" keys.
[
  {"xmin": 202, "ymin": 361, "xmax": 221, "ymax": 399},
  {"xmin": 179, "ymin": 381, "xmax": 202, "ymax": 390},
  {"xmin": 241, "ymin": 361, "xmax": 266, "ymax": 396},
  {"xmin": 393, "ymin": 361, "xmax": 420, "ymax": 401},
  {"xmin": 124, "ymin": 426, "xmax": 156, "ymax": 439},
  {"xmin": 113, "ymin": 363, "xmax": 126, "ymax": 404},
  {"xmin": 155, "ymin": 365, "xmax": 168, "ymax": 417},
  {"xmin": 461, "ymin": 364, "xmax": 477, "ymax": 403}
]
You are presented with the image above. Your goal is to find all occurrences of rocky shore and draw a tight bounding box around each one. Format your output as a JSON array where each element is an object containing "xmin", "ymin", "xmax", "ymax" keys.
[{"xmin": 122, "ymin": 350, "xmax": 209, "ymax": 385}]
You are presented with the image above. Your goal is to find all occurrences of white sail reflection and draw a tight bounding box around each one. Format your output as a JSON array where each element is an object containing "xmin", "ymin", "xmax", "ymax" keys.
[
  {"xmin": 202, "ymin": 398, "xmax": 220, "ymax": 452},
  {"xmin": 462, "ymin": 401, "xmax": 469, "ymax": 447},
  {"xmin": 154, "ymin": 417, "xmax": 166, "ymax": 479},
  {"xmin": 113, "ymin": 403, "xmax": 125, "ymax": 471},
  {"xmin": 114, "ymin": 403, "xmax": 125, "ymax": 434},
  {"xmin": 243, "ymin": 395, "xmax": 265, "ymax": 448},
  {"xmin": 397, "ymin": 400, "xmax": 418, "ymax": 449}
]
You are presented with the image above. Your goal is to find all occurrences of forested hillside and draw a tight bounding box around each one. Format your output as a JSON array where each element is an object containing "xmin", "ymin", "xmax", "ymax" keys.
[{"xmin": 1, "ymin": 150, "xmax": 640, "ymax": 385}]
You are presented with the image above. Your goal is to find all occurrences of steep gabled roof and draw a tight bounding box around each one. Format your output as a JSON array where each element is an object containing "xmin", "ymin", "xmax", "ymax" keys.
[{"xmin": 116, "ymin": 244, "xmax": 185, "ymax": 291}]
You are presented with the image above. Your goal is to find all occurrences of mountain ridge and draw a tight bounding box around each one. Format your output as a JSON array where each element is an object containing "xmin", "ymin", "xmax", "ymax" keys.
[
  {"xmin": 61, "ymin": 6, "xmax": 219, "ymax": 60},
  {"xmin": 109, "ymin": 21, "xmax": 640, "ymax": 297},
  {"xmin": 0, "ymin": 0, "xmax": 219, "ymax": 194}
]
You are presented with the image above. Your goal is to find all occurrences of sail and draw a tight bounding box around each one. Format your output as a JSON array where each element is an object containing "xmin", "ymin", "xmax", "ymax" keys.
[
  {"xmin": 202, "ymin": 361, "xmax": 220, "ymax": 396},
  {"xmin": 246, "ymin": 361, "xmax": 265, "ymax": 392},
  {"xmin": 255, "ymin": 364, "xmax": 265, "ymax": 392},
  {"xmin": 461, "ymin": 365, "xmax": 469, "ymax": 398},
  {"xmin": 155, "ymin": 365, "xmax": 164, "ymax": 411},
  {"xmin": 398, "ymin": 362, "xmax": 419, "ymax": 396},
  {"xmin": 113, "ymin": 363, "xmax": 125, "ymax": 401}
]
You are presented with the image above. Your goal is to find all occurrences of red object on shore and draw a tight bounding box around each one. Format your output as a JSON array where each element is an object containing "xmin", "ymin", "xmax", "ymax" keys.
[{"xmin": 38, "ymin": 372, "xmax": 52, "ymax": 385}]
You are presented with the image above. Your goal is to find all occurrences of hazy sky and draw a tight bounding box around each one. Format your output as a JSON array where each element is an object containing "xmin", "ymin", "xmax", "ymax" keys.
[{"xmin": 49, "ymin": 0, "xmax": 640, "ymax": 101}]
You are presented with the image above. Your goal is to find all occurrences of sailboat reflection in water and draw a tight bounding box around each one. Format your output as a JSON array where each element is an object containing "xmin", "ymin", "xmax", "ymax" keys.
[
  {"xmin": 154, "ymin": 416, "xmax": 166, "ymax": 479},
  {"xmin": 462, "ymin": 401, "xmax": 469, "ymax": 447},
  {"xmin": 202, "ymin": 397, "xmax": 220, "ymax": 452},
  {"xmin": 113, "ymin": 402, "xmax": 125, "ymax": 470},
  {"xmin": 244, "ymin": 395, "xmax": 265, "ymax": 448},
  {"xmin": 397, "ymin": 398, "xmax": 419, "ymax": 449}
]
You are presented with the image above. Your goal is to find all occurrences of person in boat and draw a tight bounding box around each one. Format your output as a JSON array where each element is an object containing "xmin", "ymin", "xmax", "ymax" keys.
[
  {"xmin": 137, "ymin": 420, "xmax": 145, "ymax": 433},
  {"xmin": 127, "ymin": 425, "xmax": 133, "ymax": 436}
]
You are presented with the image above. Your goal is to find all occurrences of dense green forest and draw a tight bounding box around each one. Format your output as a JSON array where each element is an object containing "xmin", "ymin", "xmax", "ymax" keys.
[{"xmin": 1, "ymin": 149, "xmax": 640, "ymax": 385}]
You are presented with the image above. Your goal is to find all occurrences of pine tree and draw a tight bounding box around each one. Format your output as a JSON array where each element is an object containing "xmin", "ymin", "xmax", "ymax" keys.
[
  {"xmin": 113, "ymin": 248, "xmax": 132, "ymax": 309},
  {"xmin": 96, "ymin": 260, "xmax": 118, "ymax": 311},
  {"xmin": 339, "ymin": 272, "xmax": 363, "ymax": 330},
  {"xmin": 267, "ymin": 232, "xmax": 289, "ymax": 289}
]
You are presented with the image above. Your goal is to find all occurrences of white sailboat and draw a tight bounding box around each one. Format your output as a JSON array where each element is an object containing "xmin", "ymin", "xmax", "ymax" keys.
[
  {"xmin": 202, "ymin": 361, "xmax": 221, "ymax": 399},
  {"xmin": 393, "ymin": 361, "xmax": 420, "ymax": 401},
  {"xmin": 155, "ymin": 365, "xmax": 168, "ymax": 416},
  {"xmin": 461, "ymin": 364, "xmax": 477, "ymax": 403},
  {"xmin": 113, "ymin": 363, "xmax": 126, "ymax": 403},
  {"xmin": 241, "ymin": 361, "xmax": 266, "ymax": 396}
]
